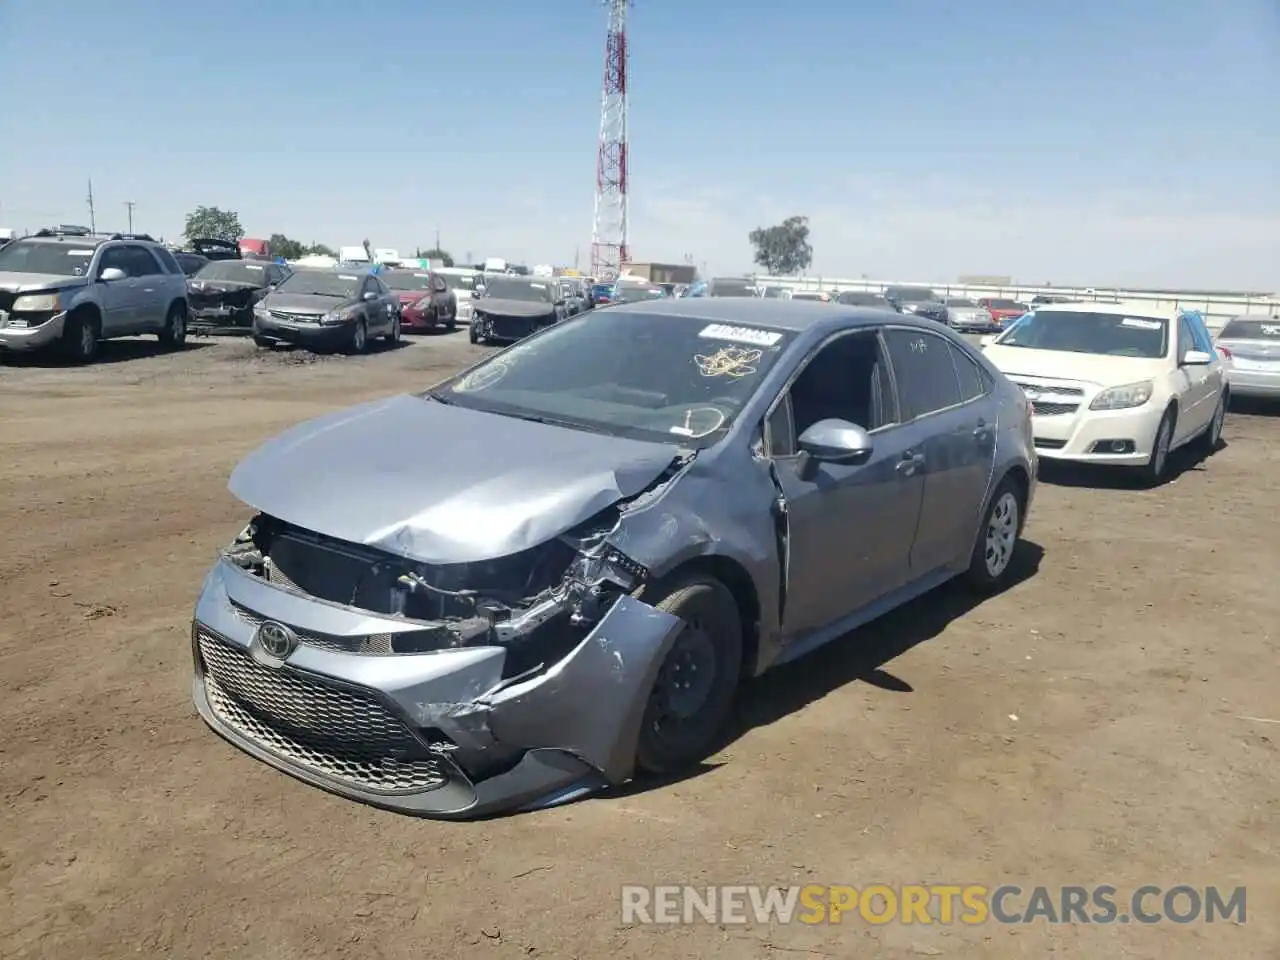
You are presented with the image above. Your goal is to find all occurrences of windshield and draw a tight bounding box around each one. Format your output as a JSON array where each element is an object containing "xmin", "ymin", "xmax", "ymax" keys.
[
  {"xmin": 1219, "ymin": 318, "xmax": 1280, "ymax": 340},
  {"xmin": 441, "ymin": 273, "xmax": 477, "ymax": 291},
  {"xmin": 709, "ymin": 279, "xmax": 755, "ymax": 297},
  {"xmin": 837, "ymin": 291, "xmax": 885, "ymax": 306},
  {"xmin": 614, "ymin": 283, "xmax": 663, "ymax": 302},
  {"xmin": 987, "ymin": 299, "xmax": 1021, "ymax": 309},
  {"xmin": 195, "ymin": 260, "xmax": 269, "ymax": 284},
  {"xmin": 430, "ymin": 311, "xmax": 795, "ymax": 447},
  {"xmin": 275, "ymin": 270, "xmax": 360, "ymax": 298},
  {"xmin": 0, "ymin": 240, "xmax": 99, "ymax": 277},
  {"xmin": 887, "ymin": 287, "xmax": 936, "ymax": 302},
  {"xmin": 995, "ymin": 310, "xmax": 1169, "ymax": 358},
  {"xmin": 483, "ymin": 277, "xmax": 553, "ymax": 302},
  {"xmin": 382, "ymin": 271, "xmax": 433, "ymax": 291},
  {"xmin": 946, "ymin": 298, "xmax": 978, "ymax": 307},
  {"xmin": 791, "ymin": 292, "xmax": 826, "ymax": 301}
]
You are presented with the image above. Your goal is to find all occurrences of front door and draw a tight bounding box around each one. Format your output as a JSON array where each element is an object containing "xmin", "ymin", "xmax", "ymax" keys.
[
  {"xmin": 882, "ymin": 327, "xmax": 997, "ymax": 574},
  {"xmin": 94, "ymin": 247, "xmax": 137, "ymax": 334},
  {"xmin": 769, "ymin": 329, "xmax": 925, "ymax": 638},
  {"xmin": 1174, "ymin": 313, "xmax": 1219, "ymax": 441}
]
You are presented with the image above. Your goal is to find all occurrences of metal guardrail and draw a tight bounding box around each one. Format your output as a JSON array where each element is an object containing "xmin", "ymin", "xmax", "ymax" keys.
[{"xmin": 752, "ymin": 276, "xmax": 1280, "ymax": 331}]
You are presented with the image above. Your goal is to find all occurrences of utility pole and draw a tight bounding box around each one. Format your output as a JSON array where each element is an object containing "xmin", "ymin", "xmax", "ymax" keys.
[
  {"xmin": 86, "ymin": 179, "xmax": 96, "ymax": 234},
  {"xmin": 435, "ymin": 227, "xmax": 441, "ymax": 252},
  {"xmin": 124, "ymin": 201, "xmax": 136, "ymax": 233}
]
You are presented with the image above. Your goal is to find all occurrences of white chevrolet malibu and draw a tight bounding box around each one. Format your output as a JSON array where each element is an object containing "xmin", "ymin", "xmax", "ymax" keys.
[{"xmin": 980, "ymin": 302, "xmax": 1227, "ymax": 484}]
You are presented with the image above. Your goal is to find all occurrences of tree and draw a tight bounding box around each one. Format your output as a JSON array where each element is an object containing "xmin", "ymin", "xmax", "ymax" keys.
[
  {"xmin": 417, "ymin": 247, "xmax": 454, "ymax": 267},
  {"xmin": 183, "ymin": 205, "xmax": 244, "ymax": 243},
  {"xmin": 307, "ymin": 243, "xmax": 336, "ymax": 257},
  {"xmin": 268, "ymin": 234, "xmax": 306, "ymax": 260},
  {"xmin": 748, "ymin": 215, "xmax": 813, "ymax": 276}
]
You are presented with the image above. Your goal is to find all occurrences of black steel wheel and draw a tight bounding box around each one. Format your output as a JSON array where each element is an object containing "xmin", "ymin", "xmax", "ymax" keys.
[{"xmin": 635, "ymin": 574, "xmax": 743, "ymax": 775}]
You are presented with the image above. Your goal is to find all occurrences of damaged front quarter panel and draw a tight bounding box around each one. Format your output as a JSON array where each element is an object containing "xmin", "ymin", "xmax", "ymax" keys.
[{"xmin": 476, "ymin": 595, "xmax": 684, "ymax": 784}]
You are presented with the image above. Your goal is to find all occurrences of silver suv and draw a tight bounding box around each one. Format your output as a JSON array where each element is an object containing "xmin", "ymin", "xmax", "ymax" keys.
[{"xmin": 0, "ymin": 228, "xmax": 190, "ymax": 362}]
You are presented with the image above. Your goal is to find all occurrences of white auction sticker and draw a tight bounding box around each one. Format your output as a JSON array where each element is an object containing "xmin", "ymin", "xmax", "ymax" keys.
[
  {"xmin": 1121, "ymin": 317, "xmax": 1162, "ymax": 329},
  {"xmin": 245, "ymin": 264, "xmax": 263, "ymax": 270},
  {"xmin": 339, "ymin": 275, "xmax": 358, "ymax": 280},
  {"xmin": 68, "ymin": 249, "xmax": 94, "ymax": 256},
  {"xmin": 698, "ymin": 323, "xmax": 783, "ymax": 346}
]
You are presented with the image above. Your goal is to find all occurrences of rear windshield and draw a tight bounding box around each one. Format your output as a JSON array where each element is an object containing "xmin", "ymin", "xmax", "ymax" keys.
[
  {"xmin": 986, "ymin": 299, "xmax": 1021, "ymax": 309},
  {"xmin": 195, "ymin": 260, "xmax": 268, "ymax": 283},
  {"xmin": 1218, "ymin": 318, "xmax": 1280, "ymax": 339},
  {"xmin": 382, "ymin": 271, "xmax": 433, "ymax": 291},
  {"xmin": 887, "ymin": 286, "xmax": 936, "ymax": 302}
]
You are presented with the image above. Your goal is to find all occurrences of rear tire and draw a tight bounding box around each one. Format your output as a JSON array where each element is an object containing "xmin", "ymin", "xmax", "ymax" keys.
[
  {"xmin": 468, "ymin": 321, "xmax": 483, "ymax": 345},
  {"xmin": 61, "ymin": 311, "xmax": 100, "ymax": 364},
  {"xmin": 158, "ymin": 303, "xmax": 187, "ymax": 350},
  {"xmin": 384, "ymin": 314, "xmax": 401, "ymax": 344},
  {"xmin": 634, "ymin": 574, "xmax": 743, "ymax": 775},
  {"xmin": 963, "ymin": 475, "xmax": 1024, "ymax": 593}
]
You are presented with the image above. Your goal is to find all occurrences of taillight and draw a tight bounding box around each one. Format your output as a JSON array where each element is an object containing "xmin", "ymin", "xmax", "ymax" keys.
[{"xmin": 1216, "ymin": 345, "xmax": 1232, "ymax": 359}]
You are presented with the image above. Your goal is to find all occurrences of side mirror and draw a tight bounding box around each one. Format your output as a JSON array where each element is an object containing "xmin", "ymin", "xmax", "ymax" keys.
[
  {"xmin": 980, "ymin": 334, "xmax": 997, "ymax": 347},
  {"xmin": 796, "ymin": 419, "xmax": 873, "ymax": 479},
  {"xmin": 99, "ymin": 267, "xmax": 127, "ymax": 282},
  {"xmin": 362, "ymin": 291, "xmax": 378, "ymax": 301},
  {"xmin": 1182, "ymin": 350, "xmax": 1213, "ymax": 366}
]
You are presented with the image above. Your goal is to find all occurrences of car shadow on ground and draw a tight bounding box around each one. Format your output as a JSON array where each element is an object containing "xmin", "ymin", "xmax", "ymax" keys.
[
  {"xmin": 607, "ymin": 541, "xmax": 1047, "ymax": 803},
  {"xmin": 1037, "ymin": 441, "xmax": 1223, "ymax": 490},
  {"xmin": 1229, "ymin": 396, "xmax": 1280, "ymax": 417},
  {"xmin": 0, "ymin": 339, "xmax": 213, "ymax": 367},
  {"xmin": 725, "ymin": 539, "xmax": 1045, "ymax": 741}
]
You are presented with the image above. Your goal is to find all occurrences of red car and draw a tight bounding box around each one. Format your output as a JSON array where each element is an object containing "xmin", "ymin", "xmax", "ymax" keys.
[
  {"xmin": 381, "ymin": 269, "xmax": 457, "ymax": 332},
  {"xmin": 979, "ymin": 298, "xmax": 1027, "ymax": 327}
]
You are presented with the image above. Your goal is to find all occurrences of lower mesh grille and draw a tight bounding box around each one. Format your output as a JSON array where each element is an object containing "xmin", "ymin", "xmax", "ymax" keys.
[{"xmin": 198, "ymin": 631, "xmax": 447, "ymax": 794}]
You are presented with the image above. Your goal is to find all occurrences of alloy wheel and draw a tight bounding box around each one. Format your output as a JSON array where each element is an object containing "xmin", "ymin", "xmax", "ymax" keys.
[{"xmin": 984, "ymin": 492, "xmax": 1019, "ymax": 577}]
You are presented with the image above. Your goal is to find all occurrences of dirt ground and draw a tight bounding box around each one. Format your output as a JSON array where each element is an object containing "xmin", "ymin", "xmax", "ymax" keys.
[{"xmin": 1, "ymin": 332, "xmax": 1277, "ymax": 960}]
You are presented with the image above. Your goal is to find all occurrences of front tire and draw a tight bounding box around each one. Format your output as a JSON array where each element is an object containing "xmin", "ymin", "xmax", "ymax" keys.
[
  {"xmin": 634, "ymin": 574, "xmax": 743, "ymax": 775},
  {"xmin": 159, "ymin": 303, "xmax": 187, "ymax": 350},
  {"xmin": 61, "ymin": 311, "xmax": 100, "ymax": 364},
  {"xmin": 1196, "ymin": 391, "xmax": 1226, "ymax": 454},
  {"xmin": 445, "ymin": 306, "xmax": 457, "ymax": 332},
  {"xmin": 384, "ymin": 314, "xmax": 401, "ymax": 344},
  {"xmin": 468, "ymin": 321, "xmax": 484, "ymax": 344},
  {"xmin": 346, "ymin": 320, "xmax": 368, "ymax": 355},
  {"xmin": 1140, "ymin": 406, "xmax": 1177, "ymax": 485},
  {"xmin": 964, "ymin": 476, "xmax": 1024, "ymax": 593}
]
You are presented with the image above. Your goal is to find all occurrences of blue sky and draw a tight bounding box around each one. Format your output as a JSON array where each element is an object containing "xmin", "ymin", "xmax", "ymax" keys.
[{"xmin": 2, "ymin": 0, "xmax": 1277, "ymax": 288}]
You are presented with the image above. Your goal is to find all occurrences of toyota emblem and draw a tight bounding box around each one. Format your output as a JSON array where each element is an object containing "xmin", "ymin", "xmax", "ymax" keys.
[{"xmin": 254, "ymin": 620, "xmax": 297, "ymax": 661}]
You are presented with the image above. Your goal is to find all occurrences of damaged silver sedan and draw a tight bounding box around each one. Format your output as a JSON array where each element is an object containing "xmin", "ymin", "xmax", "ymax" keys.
[{"xmin": 191, "ymin": 299, "xmax": 1036, "ymax": 818}]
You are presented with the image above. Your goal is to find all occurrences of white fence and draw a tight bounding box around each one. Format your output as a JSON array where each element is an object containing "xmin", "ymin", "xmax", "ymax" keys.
[{"xmin": 752, "ymin": 275, "xmax": 1280, "ymax": 331}]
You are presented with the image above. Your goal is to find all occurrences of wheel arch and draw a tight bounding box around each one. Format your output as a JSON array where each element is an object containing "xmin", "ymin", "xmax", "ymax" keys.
[{"xmin": 646, "ymin": 554, "xmax": 762, "ymax": 679}]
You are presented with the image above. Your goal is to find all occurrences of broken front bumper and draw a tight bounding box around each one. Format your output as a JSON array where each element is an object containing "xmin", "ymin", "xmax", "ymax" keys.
[{"xmin": 190, "ymin": 557, "xmax": 683, "ymax": 818}]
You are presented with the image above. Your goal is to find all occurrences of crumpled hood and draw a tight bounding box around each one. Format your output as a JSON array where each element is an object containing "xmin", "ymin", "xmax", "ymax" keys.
[
  {"xmin": 190, "ymin": 279, "xmax": 262, "ymax": 293},
  {"xmin": 0, "ymin": 272, "xmax": 88, "ymax": 293},
  {"xmin": 475, "ymin": 298, "xmax": 556, "ymax": 319},
  {"xmin": 983, "ymin": 345, "xmax": 1166, "ymax": 387},
  {"xmin": 228, "ymin": 393, "xmax": 682, "ymax": 564}
]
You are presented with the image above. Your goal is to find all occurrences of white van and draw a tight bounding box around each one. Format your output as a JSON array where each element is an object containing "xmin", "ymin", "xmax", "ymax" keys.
[{"xmin": 338, "ymin": 245, "xmax": 371, "ymax": 265}]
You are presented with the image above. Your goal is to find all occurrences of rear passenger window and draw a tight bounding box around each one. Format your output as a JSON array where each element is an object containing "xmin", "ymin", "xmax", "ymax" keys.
[
  {"xmin": 883, "ymin": 329, "xmax": 962, "ymax": 420},
  {"xmin": 949, "ymin": 344, "xmax": 989, "ymax": 402}
]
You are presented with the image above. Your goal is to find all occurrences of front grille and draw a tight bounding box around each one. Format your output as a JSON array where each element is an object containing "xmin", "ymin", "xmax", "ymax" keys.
[
  {"xmin": 1031, "ymin": 401, "xmax": 1078, "ymax": 416},
  {"xmin": 269, "ymin": 310, "xmax": 321, "ymax": 323},
  {"xmin": 231, "ymin": 602, "xmax": 393, "ymax": 655},
  {"xmin": 197, "ymin": 631, "xmax": 448, "ymax": 794},
  {"xmin": 1010, "ymin": 379, "xmax": 1084, "ymax": 398}
]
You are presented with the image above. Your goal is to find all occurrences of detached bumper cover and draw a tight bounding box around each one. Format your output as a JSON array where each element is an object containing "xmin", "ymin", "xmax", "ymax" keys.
[
  {"xmin": 0, "ymin": 311, "xmax": 66, "ymax": 350},
  {"xmin": 191, "ymin": 557, "xmax": 684, "ymax": 818},
  {"xmin": 254, "ymin": 314, "xmax": 355, "ymax": 348}
]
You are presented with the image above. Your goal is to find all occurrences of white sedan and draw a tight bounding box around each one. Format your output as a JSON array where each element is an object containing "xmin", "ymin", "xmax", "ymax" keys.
[{"xmin": 980, "ymin": 302, "xmax": 1227, "ymax": 483}]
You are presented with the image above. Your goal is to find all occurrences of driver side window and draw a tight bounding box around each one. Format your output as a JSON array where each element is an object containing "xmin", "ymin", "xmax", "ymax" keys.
[{"xmin": 764, "ymin": 330, "xmax": 896, "ymax": 457}]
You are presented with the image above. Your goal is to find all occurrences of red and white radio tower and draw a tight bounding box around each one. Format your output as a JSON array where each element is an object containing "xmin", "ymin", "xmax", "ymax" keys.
[{"xmin": 590, "ymin": 0, "xmax": 630, "ymax": 280}]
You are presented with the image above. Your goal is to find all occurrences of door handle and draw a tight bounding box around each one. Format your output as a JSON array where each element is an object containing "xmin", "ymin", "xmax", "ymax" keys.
[
  {"xmin": 896, "ymin": 450, "xmax": 924, "ymax": 476},
  {"xmin": 973, "ymin": 419, "xmax": 992, "ymax": 440}
]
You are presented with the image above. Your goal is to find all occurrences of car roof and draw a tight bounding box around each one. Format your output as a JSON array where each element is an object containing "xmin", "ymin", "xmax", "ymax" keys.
[
  {"xmin": 607, "ymin": 296, "xmax": 936, "ymax": 333},
  {"xmin": 21, "ymin": 235, "xmax": 109, "ymax": 248}
]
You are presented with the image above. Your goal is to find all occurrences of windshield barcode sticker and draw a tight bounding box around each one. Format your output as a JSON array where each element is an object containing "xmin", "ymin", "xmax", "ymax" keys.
[
  {"xmin": 339, "ymin": 275, "xmax": 358, "ymax": 280},
  {"xmin": 68, "ymin": 249, "xmax": 94, "ymax": 255},
  {"xmin": 246, "ymin": 264, "xmax": 263, "ymax": 270},
  {"xmin": 1121, "ymin": 318, "xmax": 1162, "ymax": 329},
  {"xmin": 1261, "ymin": 325, "xmax": 1280, "ymax": 335},
  {"xmin": 698, "ymin": 323, "xmax": 783, "ymax": 346}
]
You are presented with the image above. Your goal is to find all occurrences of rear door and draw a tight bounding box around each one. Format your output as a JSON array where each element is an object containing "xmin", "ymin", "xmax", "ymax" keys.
[{"xmin": 882, "ymin": 327, "xmax": 993, "ymax": 575}]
